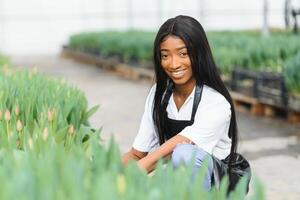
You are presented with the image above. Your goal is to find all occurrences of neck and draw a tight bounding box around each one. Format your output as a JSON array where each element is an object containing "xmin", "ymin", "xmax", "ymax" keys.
[{"xmin": 173, "ymin": 78, "xmax": 196, "ymax": 98}]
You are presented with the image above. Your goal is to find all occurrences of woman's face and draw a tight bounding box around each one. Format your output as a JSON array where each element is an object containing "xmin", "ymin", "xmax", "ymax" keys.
[{"xmin": 160, "ymin": 35, "xmax": 194, "ymax": 86}]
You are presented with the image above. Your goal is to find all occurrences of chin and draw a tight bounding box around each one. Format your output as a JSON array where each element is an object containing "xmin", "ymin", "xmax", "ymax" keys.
[
  {"xmin": 169, "ymin": 74, "xmax": 195, "ymax": 86},
  {"xmin": 171, "ymin": 78, "xmax": 189, "ymax": 85}
]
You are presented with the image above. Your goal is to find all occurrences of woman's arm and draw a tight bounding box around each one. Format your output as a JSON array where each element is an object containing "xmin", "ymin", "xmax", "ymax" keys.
[
  {"xmin": 137, "ymin": 134, "xmax": 193, "ymax": 173},
  {"xmin": 122, "ymin": 148, "xmax": 148, "ymax": 165}
]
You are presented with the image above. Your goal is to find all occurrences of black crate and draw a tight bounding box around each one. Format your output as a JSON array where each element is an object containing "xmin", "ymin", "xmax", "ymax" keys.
[
  {"xmin": 256, "ymin": 72, "xmax": 288, "ymax": 108},
  {"xmin": 231, "ymin": 68, "xmax": 260, "ymax": 97}
]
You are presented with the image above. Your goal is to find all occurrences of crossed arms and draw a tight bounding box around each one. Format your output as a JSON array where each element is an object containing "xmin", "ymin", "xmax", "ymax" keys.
[{"xmin": 122, "ymin": 134, "xmax": 193, "ymax": 173}]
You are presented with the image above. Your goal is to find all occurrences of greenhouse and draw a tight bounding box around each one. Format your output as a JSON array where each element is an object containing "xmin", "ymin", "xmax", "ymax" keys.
[{"xmin": 1, "ymin": 0, "xmax": 300, "ymax": 199}]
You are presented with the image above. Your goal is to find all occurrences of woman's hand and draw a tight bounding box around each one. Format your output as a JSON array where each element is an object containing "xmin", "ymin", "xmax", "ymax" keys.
[
  {"xmin": 122, "ymin": 148, "xmax": 148, "ymax": 166},
  {"xmin": 136, "ymin": 135, "xmax": 194, "ymax": 173},
  {"xmin": 179, "ymin": 140, "xmax": 195, "ymax": 145}
]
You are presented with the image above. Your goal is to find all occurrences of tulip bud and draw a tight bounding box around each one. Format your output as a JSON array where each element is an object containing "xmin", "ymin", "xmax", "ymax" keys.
[
  {"xmin": 32, "ymin": 67, "xmax": 38, "ymax": 74},
  {"xmin": 60, "ymin": 79, "xmax": 65, "ymax": 85},
  {"xmin": 14, "ymin": 106, "xmax": 20, "ymax": 116},
  {"xmin": 28, "ymin": 138, "xmax": 33, "ymax": 150},
  {"xmin": 5, "ymin": 109, "xmax": 11, "ymax": 121},
  {"xmin": 47, "ymin": 109, "xmax": 54, "ymax": 122},
  {"xmin": 69, "ymin": 125, "xmax": 74, "ymax": 136},
  {"xmin": 117, "ymin": 174, "xmax": 126, "ymax": 195},
  {"xmin": 42, "ymin": 128, "xmax": 48, "ymax": 141},
  {"xmin": 16, "ymin": 120, "xmax": 23, "ymax": 132},
  {"xmin": 16, "ymin": 139, "xmax": 21, "ymax": 148}
]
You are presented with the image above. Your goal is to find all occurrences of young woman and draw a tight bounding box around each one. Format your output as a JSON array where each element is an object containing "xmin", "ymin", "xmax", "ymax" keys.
[{"xmin": 122, "ymin": 15, "xmax": 238, "ymax": 190}]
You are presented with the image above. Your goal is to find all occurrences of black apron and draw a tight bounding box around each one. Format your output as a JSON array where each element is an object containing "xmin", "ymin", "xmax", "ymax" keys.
[
  {"xmin": 163, "ymin": 84, "xmax": 204, "ymax": 141},
  {"xmin": 161, "ymin": 84, "xmax": 251, "ymax": 193}
]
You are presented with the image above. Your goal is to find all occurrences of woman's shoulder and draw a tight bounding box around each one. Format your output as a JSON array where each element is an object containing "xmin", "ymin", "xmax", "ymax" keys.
[
  {"xmin": 144, "ymin": 84, "xmax": 157, "ymax": 108},
  {"xmin": 147, "ymin": 84, "xmax": 157, "ymax": 99},
  {"xmin": 202, "ymin": 85, "xmax": 231, "ymax": 108},
  {"xmin": 149, "ymin": 84, "xmax": 157, "ymax": 93}
]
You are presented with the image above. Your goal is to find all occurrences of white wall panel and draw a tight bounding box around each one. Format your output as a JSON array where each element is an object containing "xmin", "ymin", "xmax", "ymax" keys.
[{"xmin": 0, "ymin": 0, "xmax": 290, "ymax": 55}]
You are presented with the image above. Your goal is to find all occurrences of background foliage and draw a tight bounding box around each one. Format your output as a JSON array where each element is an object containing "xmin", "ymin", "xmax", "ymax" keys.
[{"xmin": 68, "ymin": 30, "xmax": 300, "ymax": 94}]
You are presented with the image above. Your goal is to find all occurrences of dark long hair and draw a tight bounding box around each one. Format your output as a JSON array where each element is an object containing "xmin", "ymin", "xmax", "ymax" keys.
[{"xmin": 152, "ymin": 15, "xmax": 238, "ymax": 176}]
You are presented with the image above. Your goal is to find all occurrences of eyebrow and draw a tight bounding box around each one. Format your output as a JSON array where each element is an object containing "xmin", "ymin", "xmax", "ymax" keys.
[{"xmin": 160, "ymin": 46, "xmax": 187, "ymax": 51}]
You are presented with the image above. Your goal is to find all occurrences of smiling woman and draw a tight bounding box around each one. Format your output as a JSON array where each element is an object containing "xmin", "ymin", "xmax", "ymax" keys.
[
  {"xmin": 122, "ymin": 15, "xmax": 250, "ymax": 192},
  {"xmin": 160, "ymin": 36, "xmax": 196, "ymax": 106}
]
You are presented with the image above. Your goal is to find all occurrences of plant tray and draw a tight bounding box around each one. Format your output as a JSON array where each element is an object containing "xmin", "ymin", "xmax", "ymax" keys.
[
  {"xmin": 256, "ymin": 72, "xmax": 288, "ymax": 108},
  {"xmin": 230, "ymin": 68, "xmax": 260, "ymax": 97}
]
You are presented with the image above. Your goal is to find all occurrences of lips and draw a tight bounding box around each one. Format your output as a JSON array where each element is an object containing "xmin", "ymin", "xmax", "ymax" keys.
[{"xmin": 170, "ymin": 69, "xmax": 186, "ymax": 79}]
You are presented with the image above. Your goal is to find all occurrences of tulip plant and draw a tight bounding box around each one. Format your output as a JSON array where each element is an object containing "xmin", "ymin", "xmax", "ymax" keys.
[
  {"xmin": 68, "ymin": 30, "xmax": 300, "ymax": 95},
  {"xmin": 0, "ymin": 65, "xmax": 100, "ymax": 152},
  {"xmin": 68, "ymin": 30, "xmax": 300, "ymax": 74},
  {"xmin": 284, "ymin": 52, "xmax": 300, "ymax": 95},
  {"xmin": 0, "ymin": 54, "xmax": 9, "ymax": 66},
  {"xmin": 0, "ymin": 135, "xmax": 265, "ymax": 200}
]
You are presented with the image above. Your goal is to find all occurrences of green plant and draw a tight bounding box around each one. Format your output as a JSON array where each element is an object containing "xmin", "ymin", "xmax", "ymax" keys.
[
  {"xmin": 0, "ymin": 135, "xmax": 265, "ymax": 200},
  {"xmin": 0, "ymin": 67, "xmax": 99, "ymax": 151},
  {"xmin": 69, "ymin": 31, "xmax": 155, "ymax": 63},
  {"xmin": 68, "ymin": 30, "xmax": 300, "ymax": 75},
  {"xmin": 284, "ymin": 52, "xmax": 300, "ymax": 94},
  {"xmin": 208, "ymin": 31, "xmax": 300, "ymax": 74},
  {"xmin": 0, "ymin": 54, "xmax": 10, "ymax": 67}
]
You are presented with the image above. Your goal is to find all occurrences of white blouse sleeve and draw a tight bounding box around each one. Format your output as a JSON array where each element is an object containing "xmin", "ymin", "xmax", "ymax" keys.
[
  {"xmin": 179, "ymin": 88, "xmax": 231, "ymax": 155},
  {"xmin": 132, "ymin": 85, "xmax": 159, "ymax": 152}
]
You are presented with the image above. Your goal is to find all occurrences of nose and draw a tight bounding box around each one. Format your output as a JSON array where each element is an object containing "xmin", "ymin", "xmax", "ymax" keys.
[{"xmin": 170, "ymin": 56, "xmax": 181, "ymax": 70}]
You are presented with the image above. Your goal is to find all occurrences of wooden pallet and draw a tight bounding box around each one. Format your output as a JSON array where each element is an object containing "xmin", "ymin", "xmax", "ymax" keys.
[
  {"xmin": 61, "ymin": 48, "xmax": 118, "ymax": 70},
  {"xmin": 230, "ymin": 91, "xmax": 300, "ymax": 123},
  {"xmin": 287, "ymin": 112, "xmax": 300, "ymax": 124},
  {"xmin": 230, "ymin": 91, "xmax": 265, "ymax": 115},
  {"xmin": 114, "ymin": 64, "xmax": 154, "ymax": 81},
  {"xmin": 231, "ymin": 91, "xmax": 282, "ymax": 117}
]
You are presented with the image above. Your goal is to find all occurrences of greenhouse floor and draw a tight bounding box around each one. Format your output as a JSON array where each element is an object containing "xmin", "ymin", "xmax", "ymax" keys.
[{"xmin": 12, "ymin": 55, "xmax": 300, "ymax": 200}]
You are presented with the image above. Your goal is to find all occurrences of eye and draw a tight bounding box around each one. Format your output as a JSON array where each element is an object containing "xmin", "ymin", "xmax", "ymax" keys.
[
  {"xmin": 179, "ymin": 52, "xmax": 188, "ymax": 57},
  {"xmin": 161, "ymin": 54, "xmax": 168, "ymax": 60}
]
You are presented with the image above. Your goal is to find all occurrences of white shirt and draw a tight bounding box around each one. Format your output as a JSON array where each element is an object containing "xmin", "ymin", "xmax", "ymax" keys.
[{"xmin": 132, "ymin": 84, "xmax": 232, "ymax": 160}]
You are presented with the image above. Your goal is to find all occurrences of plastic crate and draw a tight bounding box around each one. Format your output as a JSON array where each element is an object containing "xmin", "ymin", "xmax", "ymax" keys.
[
  {"xmin": 231, "ymin": 68, "xmax": 260, "ymax": 97},
  {"xmin": 256, "ymin": 72, "xmax": 288, "ymax": 108}
]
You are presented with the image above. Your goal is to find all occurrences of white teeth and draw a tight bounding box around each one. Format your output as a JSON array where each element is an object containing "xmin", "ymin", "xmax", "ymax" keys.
[
  {"xmin": 173, "ymin": 71, "xmax": 183, "ymax": 75},
  {"xmin": 171, "ymin": 69, "xmax": 185, "ymax": 78}
]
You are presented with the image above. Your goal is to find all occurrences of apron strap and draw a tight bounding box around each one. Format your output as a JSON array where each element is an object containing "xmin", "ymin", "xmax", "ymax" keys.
[
  {"xmin": 191, "ymin": 84, "xmax": 203, "ymax": 122},
  {"xmin": 161, "ymin": 82, "xmax": 203, "ymax": 122}
]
